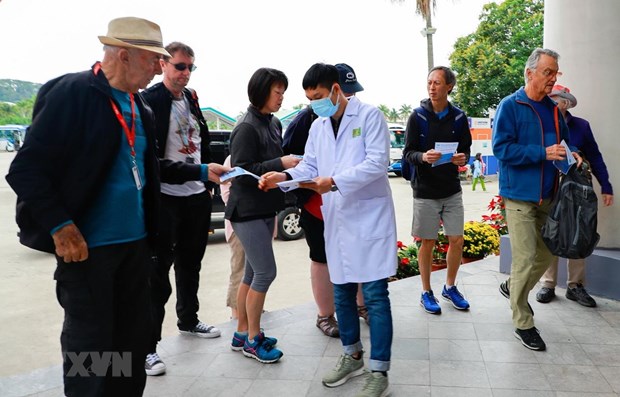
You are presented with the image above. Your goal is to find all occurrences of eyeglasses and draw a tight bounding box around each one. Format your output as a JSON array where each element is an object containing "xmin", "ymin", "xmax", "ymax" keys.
[
  {"xmin": 538, "ymin": 68, "xmax": 562, "ymax": 78},
  {"xmin": 166, "ymin": 61, "xmax": 197, "ymax": 72}
]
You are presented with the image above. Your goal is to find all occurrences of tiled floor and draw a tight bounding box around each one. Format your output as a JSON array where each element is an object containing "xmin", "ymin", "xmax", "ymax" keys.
[{"xmin": 4, "ymin": 257, "xmax": 620, "ymax": 396}]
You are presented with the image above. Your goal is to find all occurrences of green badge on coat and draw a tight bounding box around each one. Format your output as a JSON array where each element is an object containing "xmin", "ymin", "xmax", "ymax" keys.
[{"xmin": 352, "ymin": 128, "xmax": 361, "ymax": 137}]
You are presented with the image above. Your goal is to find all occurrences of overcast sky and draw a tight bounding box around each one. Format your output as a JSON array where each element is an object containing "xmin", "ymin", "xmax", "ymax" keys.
[{"xmin": 0, "ymin": 0, "xmax": 498, "ymax": 116}]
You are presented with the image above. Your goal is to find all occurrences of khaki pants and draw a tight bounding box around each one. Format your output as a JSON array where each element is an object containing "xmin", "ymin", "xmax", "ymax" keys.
[
  {"xmin": 226, "ymin": 232, "xmax": 246, "ymax": 309},
  {"xmin": 541, "ymin": 257, "xmax": 586, "ymax": 289},
  {"xmin": 504, "ymin": 198, "xmax": 554, "ymax": 329}
]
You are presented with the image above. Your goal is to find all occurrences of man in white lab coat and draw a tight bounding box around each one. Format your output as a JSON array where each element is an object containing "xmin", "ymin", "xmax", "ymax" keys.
[{"xmin": 260, "ymin": 63, "xmax": 396, "ymax": 397}]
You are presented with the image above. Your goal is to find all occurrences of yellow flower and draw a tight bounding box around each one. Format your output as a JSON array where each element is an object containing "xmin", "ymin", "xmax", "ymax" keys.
[{"xmin": 463, "ymin": 221, "xmax": 500, "ymax": 258}]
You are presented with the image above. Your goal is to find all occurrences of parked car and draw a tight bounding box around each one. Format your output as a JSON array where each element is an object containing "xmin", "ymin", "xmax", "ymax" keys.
[{"xmin": 208, "ymin": 130, "xmax": 304, "ymax": 241}]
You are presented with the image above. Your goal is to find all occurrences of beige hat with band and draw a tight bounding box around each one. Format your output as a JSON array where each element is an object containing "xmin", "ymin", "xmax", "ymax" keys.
[{"xmin": 98, "ymin": 16, "xmax": 170, "ymax": 57}]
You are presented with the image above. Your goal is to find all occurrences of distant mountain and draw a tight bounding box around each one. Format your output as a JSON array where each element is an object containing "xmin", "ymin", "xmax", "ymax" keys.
[{"xmin": 0, "ymin": 79, "xmax": 42, "ymax": 103}]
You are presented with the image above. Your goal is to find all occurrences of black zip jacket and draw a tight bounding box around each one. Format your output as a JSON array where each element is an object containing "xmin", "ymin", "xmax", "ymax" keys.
[
  {"xmin": 225, "ymin": 106, "xmax": 285, "ymax": 221},
  {"xmin": 403, "ymin": 98, "xmax": 472, "ymax": 199},
  {"xmin": 5, "ymin": 63, "xmax": 183, "ymax": 253},
  {"xmin": 142, "ymin": 82, "xmax": 214, "ymax": 190}
]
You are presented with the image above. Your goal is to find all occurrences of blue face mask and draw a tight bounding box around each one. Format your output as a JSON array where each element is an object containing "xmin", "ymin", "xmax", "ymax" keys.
[{"xmin": 310, "ymin": 86, "xmax": 340, "ymax": 118}]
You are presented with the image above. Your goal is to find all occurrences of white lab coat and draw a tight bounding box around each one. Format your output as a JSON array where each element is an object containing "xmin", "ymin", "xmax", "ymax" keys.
[{"xmin": 287, "ymin": 97, "xmax": 397, "ymax": 284}]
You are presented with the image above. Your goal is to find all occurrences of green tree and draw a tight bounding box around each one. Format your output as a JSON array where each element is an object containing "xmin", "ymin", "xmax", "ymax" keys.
[
  {"xmin": 0, "ymin": 95, "xmax": 35, "ymax": 125},
  {"xmin": 388, "ymin": 108, "xmax": 400, "ymax": 122},
  {"xmin": 378, "ymin": 104, "xmax": 390, "ymax": 120},
  {"xmin": 449, "ymin": 0, "xmax": 543, "ymax": 116},
  {"xmin": 398, "ymin": 104, "xmax": 413, "ymax": 122}
]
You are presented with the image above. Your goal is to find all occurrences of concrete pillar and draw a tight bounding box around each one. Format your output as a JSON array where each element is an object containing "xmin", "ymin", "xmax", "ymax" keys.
[{"xmin": 544, "ymin": 0, "xmax": 620, "ymax": 248}]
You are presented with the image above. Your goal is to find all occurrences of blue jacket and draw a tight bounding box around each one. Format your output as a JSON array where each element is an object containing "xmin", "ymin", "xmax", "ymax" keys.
[{"xmin": 492, "ymin": 87, "xmax": 570, "ymax": 203}]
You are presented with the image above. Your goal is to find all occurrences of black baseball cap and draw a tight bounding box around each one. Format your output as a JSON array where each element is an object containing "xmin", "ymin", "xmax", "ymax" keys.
[{"xmin": 335, "ymin": 63, "xmax": 364, "ymax": 94}]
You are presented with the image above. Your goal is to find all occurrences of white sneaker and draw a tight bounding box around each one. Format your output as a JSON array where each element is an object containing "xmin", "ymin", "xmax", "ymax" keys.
[
  {"xmin": 179, "ymin": 321, "xmax": 222, "ymax": 338},
  {"xmin": 145, "ymin": 352, "xmax": 166, "ymax": 376}
]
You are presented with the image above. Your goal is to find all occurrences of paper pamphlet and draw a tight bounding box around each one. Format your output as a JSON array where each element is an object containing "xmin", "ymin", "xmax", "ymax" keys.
[
  {"xmin": 552, "ymin": 139, "xmax": 576, "ymax": 175},
  {"xmin": 220, "ymin": 167, "xmax": 260, "ymax": 182},
  {"xmin": 276, "ymin": 178, "xmax": 316, "ymax": 192},
  {"xmin": 432, "ymin": 142, "xmax": 459, "ymax": 167}
]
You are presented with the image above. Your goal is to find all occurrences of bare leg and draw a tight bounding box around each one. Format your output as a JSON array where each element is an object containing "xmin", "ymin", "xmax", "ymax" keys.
[
  {"xmin": 446, "ymin": 235, "xmax": 464, "ymax": 286},
  {"xmin": 418, "ymin": 239, "xmax": 435, "ymax": 291},
  {"xmin": 356, "ymin": 285, "xmax": 365, "ymax": 307},
  {"xmin": 236, "ymin": 282, "xmax": 250, "ymax": 332},
  {"xmin": 246, "ymin": 288, "xmax": 267, "ymax": 338},
  {"xmin": 311, "ymin": 261, "xmax": 334, "ymax": 316}
]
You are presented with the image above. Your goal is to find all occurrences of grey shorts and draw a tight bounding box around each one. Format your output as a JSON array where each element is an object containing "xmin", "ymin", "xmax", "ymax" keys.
[{"xmin": 412, "ymin": 191, "xmax": 464, "ymax": 239}]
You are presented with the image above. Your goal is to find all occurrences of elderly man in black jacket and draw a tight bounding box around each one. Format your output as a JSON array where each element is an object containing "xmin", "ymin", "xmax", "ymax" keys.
[{"xmin": 5, "ymin": 19, "xmax": 226, "ymax": 397}]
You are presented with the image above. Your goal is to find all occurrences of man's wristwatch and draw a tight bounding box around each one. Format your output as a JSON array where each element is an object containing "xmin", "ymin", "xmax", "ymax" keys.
[{"xmin": 330, "ymin": 184, "xmax": 338, "ymax": 192}]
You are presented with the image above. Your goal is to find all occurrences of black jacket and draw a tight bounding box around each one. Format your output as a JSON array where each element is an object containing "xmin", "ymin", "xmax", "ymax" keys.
[
  {"xmin": 5, "ymin": 63, "xmax": 182, "ymax": 253},
  {"xmin": 142, "ymin": 82, "xmax": 213, "ymax": 189},
  {"xmin": 225, "ymin": 106, "xmax": 285, "ymax": 221},
  {"xmin": 403, "ymin": 98, "xmax": 472, "ymax": 199}
]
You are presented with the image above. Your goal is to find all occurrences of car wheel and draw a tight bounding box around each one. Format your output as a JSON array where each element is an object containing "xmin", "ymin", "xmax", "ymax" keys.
[
  {"xmin": 277, "ymin": 207, "xmax": 304, "ymax": 241},
  {"xmin": 394, "ymin": 171, "xmax": 402, "ymax": 177}
]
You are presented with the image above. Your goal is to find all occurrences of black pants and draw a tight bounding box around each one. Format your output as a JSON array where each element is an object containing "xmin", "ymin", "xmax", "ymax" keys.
[
  {"xmin": 54, "ymin": 239, "xmax": 151, "ymax": 397},
  {"xmin": 149, "ymin": 191, "xmax": 212, "ymax": 351}
]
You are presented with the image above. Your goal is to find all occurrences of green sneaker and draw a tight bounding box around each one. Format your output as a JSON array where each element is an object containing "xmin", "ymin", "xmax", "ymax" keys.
[
  {"xmin": 322, "ymin": 352, "xmax": 365, "ymax": 387},
  {"xmin": 356, "ymin": 371, "xmax": 389, "ymax": 397}
]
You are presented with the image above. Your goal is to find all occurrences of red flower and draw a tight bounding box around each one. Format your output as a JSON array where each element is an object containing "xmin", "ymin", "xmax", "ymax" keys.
[
  {"xmin": 397, "ymin": 241, "xmax": 405, "ymax": 249},
  {"xmin": 400, "ymin": 257, "xmax": 410, "ymax": 266}
]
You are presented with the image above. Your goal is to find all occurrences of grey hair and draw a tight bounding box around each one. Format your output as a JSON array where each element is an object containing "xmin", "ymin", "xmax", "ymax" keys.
[{"xmin": 524, "ymin": 48, "xmax": 560, "ymax": 84}]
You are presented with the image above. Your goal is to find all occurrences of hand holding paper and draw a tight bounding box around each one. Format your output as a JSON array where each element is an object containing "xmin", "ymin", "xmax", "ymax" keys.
[
  {"xmin": 432, "ymin": 142, "xmax": 459, "ymax": 167},
  {"xmin": 220, "ymin": 167, "xmax": 261, "ymax": 182}
]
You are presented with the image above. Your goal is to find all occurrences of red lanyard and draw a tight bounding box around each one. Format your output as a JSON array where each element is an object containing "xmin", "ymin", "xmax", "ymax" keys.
[{"xmin": 109, "ymin": 94, "xmax": 136, "ymax": 157}]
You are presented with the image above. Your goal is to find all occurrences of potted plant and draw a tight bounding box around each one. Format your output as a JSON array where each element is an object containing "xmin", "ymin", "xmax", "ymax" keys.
[
  {"xmin": 395, "ymin": 241, "xmax": 420, "ymax": 280},
  {"xmin": 462, "ymin": 220, "xmax": 500, "ymax": 262}
]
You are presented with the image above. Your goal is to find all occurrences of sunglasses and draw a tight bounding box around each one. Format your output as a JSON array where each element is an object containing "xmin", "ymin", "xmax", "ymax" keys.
[{"xmin": 166, "ymin": 61, "xmax": 197, "ymax": 72}]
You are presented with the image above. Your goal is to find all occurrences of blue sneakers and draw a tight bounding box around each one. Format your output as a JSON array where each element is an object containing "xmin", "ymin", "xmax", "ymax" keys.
[
  {"xmin": 420, "ymin": 290, "xmax": 441, "ymax": 314},
  {"xmin": 231, "ymin": 331, "xmax": 277, "ymax": 352},
  {"xmin": 243, "ymin": 332, "xmax": 283, "ymax": 363},
  {"xmin": 441, "ymin": 285, "xmax": 470, "ymax": 310}
]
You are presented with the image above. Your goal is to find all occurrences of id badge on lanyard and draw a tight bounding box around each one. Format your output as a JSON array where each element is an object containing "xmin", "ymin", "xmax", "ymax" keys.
[{"xmin": 110, "ymin": 94, "xmax": 143, "ymax": 190}]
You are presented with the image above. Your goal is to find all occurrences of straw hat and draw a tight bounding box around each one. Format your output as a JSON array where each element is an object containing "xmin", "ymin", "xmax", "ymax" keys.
[{"xmin": 98, "ymin": 17, "xmax": 170, "ymax": 57}]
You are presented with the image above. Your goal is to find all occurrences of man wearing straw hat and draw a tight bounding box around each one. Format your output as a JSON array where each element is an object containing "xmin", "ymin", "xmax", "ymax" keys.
[{"xmin": 6, "ymin": 16, "xmax": 226, "ymax": 397}]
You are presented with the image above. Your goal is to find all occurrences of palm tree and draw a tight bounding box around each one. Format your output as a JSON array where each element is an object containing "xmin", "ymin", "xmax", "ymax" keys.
[
  {"xmin": 378, "ymin": 104, "xmax": 391, "ymax": 120},
  {"xmin": 388, "ymin": 108, "xmax": 400, "ymax": 122},
  {"xmin": 392, "ymin": 0, "xmax": 437, "ymax": 72},
  {"xmin": 399, "ymin": 104, "xmax": 413, "ymax": 122}
]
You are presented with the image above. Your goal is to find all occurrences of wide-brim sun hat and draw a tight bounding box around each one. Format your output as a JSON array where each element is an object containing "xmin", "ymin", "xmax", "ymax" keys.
[
  {"xmin": 550, "ymin": 84, "xmax": 577, "ymax": 109},
  {"xmin": 98, "ymin": 16, "xmax": 170, "ymax": 57}
]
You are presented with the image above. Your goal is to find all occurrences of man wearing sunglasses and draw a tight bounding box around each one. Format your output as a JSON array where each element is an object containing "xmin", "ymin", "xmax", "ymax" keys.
[{"xmin": 142, "ymin": 41, "xmax": 220, "ymax": 376}]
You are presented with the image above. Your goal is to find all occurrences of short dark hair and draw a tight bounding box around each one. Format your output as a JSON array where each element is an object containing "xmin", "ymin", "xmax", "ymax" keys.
[
  {"xmin": 428, "ymin": 66, "xmax": 456, "ymax": 94},
  {"xmin": 302, "ymin": 63, "xmax": 339, "ymax": 91},
  {"xmin": 164, "ymin": 42, "xmax": 194, "ymax": 61},
  {"xmin": 247, "ymin": 68, "xmax": 288, "ymax": 109}
]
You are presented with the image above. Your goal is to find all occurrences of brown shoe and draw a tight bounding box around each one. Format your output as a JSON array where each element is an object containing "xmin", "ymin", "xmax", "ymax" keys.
[
  {"xmin": 316, "ymin": 314, "xmax": 339, "ymax": 337},
  {"xmin": 357, "ymin": 305, "xmax": 370, "ymax": 325}
]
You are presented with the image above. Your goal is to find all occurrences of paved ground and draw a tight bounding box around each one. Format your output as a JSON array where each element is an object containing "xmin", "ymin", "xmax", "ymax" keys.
[{"xmin": 15, "ymin": 152, "xmax": 620, "ymax": 395}]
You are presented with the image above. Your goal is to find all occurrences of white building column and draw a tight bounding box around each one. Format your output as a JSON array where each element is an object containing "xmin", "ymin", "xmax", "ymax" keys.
[{"xmin": 544, "ymin": 0, "xmax": 620, "ymax": 248}]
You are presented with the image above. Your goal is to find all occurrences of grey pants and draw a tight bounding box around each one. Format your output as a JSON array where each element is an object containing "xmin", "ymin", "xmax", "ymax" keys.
[{"xmin": 232, "ymin": 218, "xmax": 277, "ymax": 293}]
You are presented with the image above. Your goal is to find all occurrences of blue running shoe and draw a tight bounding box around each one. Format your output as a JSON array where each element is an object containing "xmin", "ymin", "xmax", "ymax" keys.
[
  {"xmin": 442, "ymin": 285, "xmax": 470, "ymax": 310},
  {"xmin": 420, "ymin": 290, "xmax": 441, "ymax": 314},
  {"xmin": 243, "ymin": 332, "xmax": 283, "ymax": 363},
  {"xmin": 231, "ymin": 331, "xmax": 277, "ymax": 352}
]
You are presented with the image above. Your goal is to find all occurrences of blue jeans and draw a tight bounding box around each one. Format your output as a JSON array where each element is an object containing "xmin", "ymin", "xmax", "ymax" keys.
[{"xmin": 333, "ymin": 279, "xmax": 393, "ymax": 372}]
